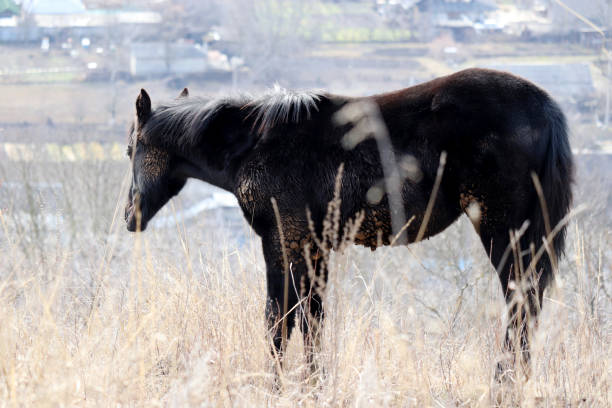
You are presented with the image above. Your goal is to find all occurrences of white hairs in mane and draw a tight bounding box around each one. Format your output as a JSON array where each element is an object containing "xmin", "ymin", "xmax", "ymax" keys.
[{"xmin": 246, "ymin": 85, "xmax": 322, "ymax": 132}]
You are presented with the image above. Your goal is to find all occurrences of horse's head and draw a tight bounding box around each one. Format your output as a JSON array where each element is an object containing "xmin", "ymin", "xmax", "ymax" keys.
[{"xmin": 125, "ymin": 88, "xmax": 189, "ymax": 232}]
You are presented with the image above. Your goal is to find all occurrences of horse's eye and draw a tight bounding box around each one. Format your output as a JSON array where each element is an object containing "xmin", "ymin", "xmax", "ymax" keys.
[{"xmin": 126, "ymin": 146, "xmax": 133, "ymax": 157}]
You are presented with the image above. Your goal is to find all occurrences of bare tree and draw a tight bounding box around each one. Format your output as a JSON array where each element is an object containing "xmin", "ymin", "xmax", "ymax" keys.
[
  {"xmin": 552, "ymin": 0, "xmax": 612, "ymax": 125},
  {"xmin": 94, "ymin": 0, "xmax": 144, "ymax": 125},
  {"xmin": 221, "ymin": 0, "xmax": 313, "ymax": 85},
  {"xmin": 145, "ymin": 0, "xmax": 223, "ymax": 43},
  {"xmin": 550, "ymin": 0, "xmax": 610, "ymax": 33}
]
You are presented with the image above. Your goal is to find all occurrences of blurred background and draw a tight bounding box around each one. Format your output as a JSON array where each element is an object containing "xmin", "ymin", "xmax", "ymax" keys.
[
  {"xmin": 0, "ymin": 1, "xmax": 610, "ymax": 405},
  {"xmin": 0, "ymin": 0, "xmax": 611, "ymax": 242}
]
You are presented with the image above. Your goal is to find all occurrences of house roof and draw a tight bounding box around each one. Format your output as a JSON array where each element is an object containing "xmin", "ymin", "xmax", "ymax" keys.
[
  {"xmin": 131, "ymin": 42, "xmax": 165, "ymax": 59},
  {"xmin": 27, "ymin": 0, "xmax": 85, "ymax": 14},
  {"xmin": 486, "ymin": 64, "xmax": 595, "ymax": 100},
  {"xmin": 131, "ymin": 42, "xmax": 206, "ymax": 60},
  {"xmin": 33, "ymin": 9, "xmax": 161, "ymax": 28},
  {"xmin": 0, "ymin": 0, "xmax": 20, "ymax": 16},
  {"xmin": 419, "ymin": 0, "xmax": 497, "ymax": 14}
]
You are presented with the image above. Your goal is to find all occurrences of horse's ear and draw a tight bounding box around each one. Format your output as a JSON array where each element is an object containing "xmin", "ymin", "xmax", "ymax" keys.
[
  {"xmin": 135, "ymin": 89, "xmax": 151, "ymax": 126},
  {"xmin": 178, "ymin": 88, "xmax": 189, "ymax": 98}
]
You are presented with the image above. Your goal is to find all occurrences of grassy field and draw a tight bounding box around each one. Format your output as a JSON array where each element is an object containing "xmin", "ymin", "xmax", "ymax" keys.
[
  {"xmin": 0, "ymin": 149, "xmax": 609, "ymax": 407},
  {"xmin": 0, "ymin": 38, "xmax": 610, "ymax": 406}
]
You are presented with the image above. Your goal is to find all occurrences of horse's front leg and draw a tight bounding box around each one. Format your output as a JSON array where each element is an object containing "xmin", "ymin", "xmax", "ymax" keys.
[
  {"xmin": 300, "ymin": 248, "xmax": 327, "ymax": 373},
  {"xmin": 262, "ymin": 235, "xmax": 300, "ymax": 359},
  {"xmin": 262, "ymin": 228, "xmax": 327, "ymax": 372}
]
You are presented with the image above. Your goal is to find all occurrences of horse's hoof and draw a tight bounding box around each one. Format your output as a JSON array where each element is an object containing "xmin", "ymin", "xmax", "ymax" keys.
[{"xmin": 495, "ymin": 359, "xmax": 516, "ymax": 383}]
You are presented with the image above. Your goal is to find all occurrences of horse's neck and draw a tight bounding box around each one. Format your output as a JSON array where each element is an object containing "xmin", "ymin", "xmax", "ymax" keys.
[
  {"xmin": 175, "ymin": 158, "xmax": 234, "ymax": 192},
  {"xmin": 177, "ymin": 108, "xmax": 257, "ymax": 192}
]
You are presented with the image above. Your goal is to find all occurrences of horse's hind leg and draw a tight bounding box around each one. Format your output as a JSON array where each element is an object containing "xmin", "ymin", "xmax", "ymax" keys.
[{"xmin": 478, "ymin": 225, "xmax": 545, "ymax": 378}]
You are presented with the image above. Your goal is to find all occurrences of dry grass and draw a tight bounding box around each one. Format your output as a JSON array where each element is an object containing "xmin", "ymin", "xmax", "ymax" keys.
[{"xmin": 0, "ymin": 157, "xmax": 610, "ymax": 407}]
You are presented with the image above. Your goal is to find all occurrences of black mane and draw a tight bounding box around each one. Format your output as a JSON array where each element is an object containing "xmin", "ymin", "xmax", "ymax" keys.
[{"xmin": 142, "ymin": 87, "xmax": 324, "ymax": 150}]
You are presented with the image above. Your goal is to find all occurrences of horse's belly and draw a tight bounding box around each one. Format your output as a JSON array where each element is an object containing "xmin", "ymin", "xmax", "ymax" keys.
[{"xmin": 353, "ymin": 208, "xmax": 392, "ymax": 250}]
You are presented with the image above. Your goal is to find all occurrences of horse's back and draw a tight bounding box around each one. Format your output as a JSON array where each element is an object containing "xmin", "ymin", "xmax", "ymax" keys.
[{"xmin": 366, "ymin": 68, "xmax": 571, "ymax": 239}]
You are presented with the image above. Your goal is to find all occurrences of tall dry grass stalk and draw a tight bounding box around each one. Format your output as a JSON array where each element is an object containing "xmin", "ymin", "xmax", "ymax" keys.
[{"xmin": 0, "ymin": 157, "xmax": 610, "ymax": 406}]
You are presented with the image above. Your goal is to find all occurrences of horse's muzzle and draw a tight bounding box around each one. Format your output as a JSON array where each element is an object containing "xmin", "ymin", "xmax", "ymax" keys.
[
  {"xmin": 125, "ymin": 203, "xmax": 137, "ymax": 232},
  {"xmin": 125, "ymin": 201, "xmax": 148, "ymax": 232}
]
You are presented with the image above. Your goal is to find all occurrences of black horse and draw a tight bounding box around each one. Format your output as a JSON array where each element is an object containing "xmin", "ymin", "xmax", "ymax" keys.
[{"xmin": 125, "ymin": 68, "xmax": 573, "ymax": 373}]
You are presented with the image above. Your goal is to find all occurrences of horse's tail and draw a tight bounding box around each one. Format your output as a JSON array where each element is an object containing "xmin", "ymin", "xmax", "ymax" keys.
[{"xmin": 527, "ymin": 98, "xmax": 574, "ymax": 288}]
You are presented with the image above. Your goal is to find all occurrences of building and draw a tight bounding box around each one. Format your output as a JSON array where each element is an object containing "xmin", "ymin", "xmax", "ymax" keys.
[
  {"xmin": 30, "ymin": 2, "xmax": 161, "ymax": 38},
  {"xmin": 0, "ymin": 0, "xmax": 20, "ymax": 42},
  {"xmin": 26, "ymin": 0, "xmax": 86, "ymax": 14},
  {"xmin": 421, "ymin": 0, "xmax": 498, "ymax": 40},
  {"xmin": 0, "ymin": 0, "xmax": 162, "ymax": 42},
  {"xmin": 130, "ymin": 42, "xmax": 208, "ymax": 78},
  {"xmin": 0, "ymin": 0, "xmax": 19, "ymax": 18},
  {"xmin": 378, "ymin": 0, "xmax": 498, "ymax": 41}
]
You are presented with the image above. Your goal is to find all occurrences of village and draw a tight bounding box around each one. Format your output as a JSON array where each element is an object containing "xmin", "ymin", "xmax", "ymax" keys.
[{"xmin": 0, "ymin": 1, "xmax": 609, "ymax": 130}]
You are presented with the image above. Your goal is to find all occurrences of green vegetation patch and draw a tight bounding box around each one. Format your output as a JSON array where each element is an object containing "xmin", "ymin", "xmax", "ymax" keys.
[{"xmin": 321, "ymin": 28, "xmax": 412, "ymax": 43}]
